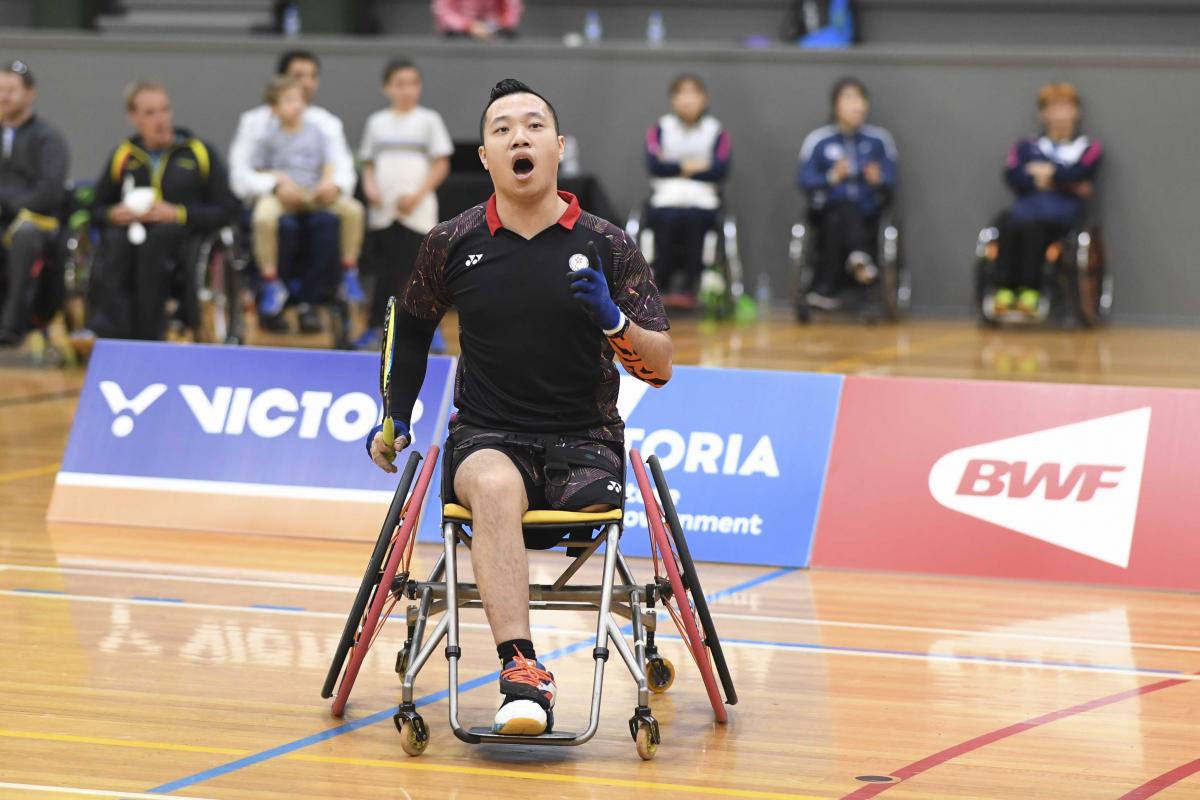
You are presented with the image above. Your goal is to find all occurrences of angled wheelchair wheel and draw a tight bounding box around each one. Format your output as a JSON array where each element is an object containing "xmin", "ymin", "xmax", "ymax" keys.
[
  {"xmin": 630, "ymin": 451, "xmax": 736, "ymax": 723},
  {"xmin": 325, "ymin": 447, "xmax": 438, "ymax": 717}
]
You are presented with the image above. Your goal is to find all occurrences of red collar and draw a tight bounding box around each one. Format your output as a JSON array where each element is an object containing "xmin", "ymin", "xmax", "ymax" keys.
[{"xmin": 485, "ymin": 190, "xmax": 581, "ymax": 236}]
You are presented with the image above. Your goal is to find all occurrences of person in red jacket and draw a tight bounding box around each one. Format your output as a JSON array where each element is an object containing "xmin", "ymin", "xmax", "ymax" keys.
[{"xmin": 433, "ymin": 0, "xmax": 522, "ymax": 39}]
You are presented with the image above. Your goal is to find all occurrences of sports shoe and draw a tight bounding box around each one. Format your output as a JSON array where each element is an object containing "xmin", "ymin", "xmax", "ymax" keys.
[
  {"xmin": 354, "ymin": 327, "xmax": 382, "ymax": 351},
  {"xmin": 297, "ymin": 304, "xmax": 323, "ymax": 334},
  {"xmin": 1017, "ymin": 288, "xmax": 1040, "ymax": 315},
  {"xmin": 846, "ymin": 251, "xmax": 879, "ymax": 284},
  {"xmin": 258, "ymin": 279, "xmax": 289, "ymax": 317},
  {"xmin": 492, "ymin": 651, "xmax": 556, "ymax": 736},
  {"xmin": 340, "ymin": 267, "xmax": 364, "ymax": 303},
  {"xmin": 805, "ymin": 290, "xmax": 840, "ymax": 311},
  {"xmin": 993, "ymin": 287, "xmax": 1015, "ymax": 314}
]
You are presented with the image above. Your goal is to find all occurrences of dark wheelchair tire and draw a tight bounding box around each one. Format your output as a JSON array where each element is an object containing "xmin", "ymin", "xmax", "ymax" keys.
[
  {"xmin": 330, "ymin": 447, "xmax": 439, "ymax": 717},
  {"xmin": 647, "ymin": 455, "xmax": 737, "ymax": 708},
  {"xmin": 321, "ymin": 450, "xmax": 422, "ymax": 701}
]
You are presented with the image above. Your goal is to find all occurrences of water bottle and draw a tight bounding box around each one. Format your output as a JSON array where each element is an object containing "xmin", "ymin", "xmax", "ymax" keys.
[
  {"xmin": 647, "ymin": 10, "xmax": 664, "ymax": 46},
  {"xmin": 755, "ymin": 273, "xmax": 772, "ymax": 307},
  {"xmin": 282, "ymin": 2, "xmax": 301, "ymax": 38},
  {"xmin": 583, "ymin": 10, "xmax": 602, "ymax": 44}
]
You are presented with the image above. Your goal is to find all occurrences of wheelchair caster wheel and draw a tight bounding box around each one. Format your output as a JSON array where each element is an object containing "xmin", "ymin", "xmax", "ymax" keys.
[
  {"xmin": 635, "ymin": 723, "xmax": 657, "ymax": 760},
  {"xmin": 647, "ymin": 657, "xmax": 675, "ymax": 694},
  {"xmin": 394, "ymin": 708, "xmax": 429, "ymax": 757}
]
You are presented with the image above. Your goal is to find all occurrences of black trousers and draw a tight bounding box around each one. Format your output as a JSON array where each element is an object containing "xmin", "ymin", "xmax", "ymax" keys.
[
  {"xmin": 647, "ymin": 206, "xmax": 716, "ymax": 295},
  {"xmin": 364, "ymin": 221, "xmax": 425, "ymax": 328},
  {"xmin": 0, "ymin": 220, "xmax": 58, "ymax": 335},
  {"xmin": 89, "ymin": 224, "xmax": 197, "ymax": 341},
  {"xmin": 998, "ymin": 217, "xmax": 1070, "ymax": 291},
  {"xmin": 813, "ymin": 202, "xmax": 877, "ymax": 296}
]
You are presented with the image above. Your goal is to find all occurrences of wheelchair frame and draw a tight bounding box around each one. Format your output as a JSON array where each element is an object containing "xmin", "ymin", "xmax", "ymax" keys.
[
  {"xmin": 974, "ymin": 220, "xmax": 1112, "ymax": 329},
  {"xmin": 789, "ymin": 206, "xmax": 908, "ymax": 324},
  {"xmin": 323, "ymin": 446, "xmax": 735, "ymax": 760},
  {"xmin": 626, "ymin": 202, "xmax": 751, "ymax": 321}
]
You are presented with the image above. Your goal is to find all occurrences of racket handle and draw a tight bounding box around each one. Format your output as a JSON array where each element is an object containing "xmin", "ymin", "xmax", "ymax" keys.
[{"xmin": 382, "ymin": 417, "xmax": 396, "ymax": 463}]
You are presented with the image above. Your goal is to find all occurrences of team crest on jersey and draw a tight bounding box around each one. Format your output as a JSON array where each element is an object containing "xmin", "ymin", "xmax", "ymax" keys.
[{"xmin": 569, "ymin": 253, "xmax": 589, "ymax": 272}]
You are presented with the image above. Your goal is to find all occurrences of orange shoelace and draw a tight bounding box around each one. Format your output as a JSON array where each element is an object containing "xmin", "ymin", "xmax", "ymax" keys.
[{"xmin": 502, "ymin": 652, "xmax": 554, "ymax": 689}]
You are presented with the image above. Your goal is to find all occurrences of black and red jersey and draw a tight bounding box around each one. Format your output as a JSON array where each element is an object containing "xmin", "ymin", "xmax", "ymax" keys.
[{"xmin": 389, "ymin": 191, "xmax": 668, "ymax": 442}]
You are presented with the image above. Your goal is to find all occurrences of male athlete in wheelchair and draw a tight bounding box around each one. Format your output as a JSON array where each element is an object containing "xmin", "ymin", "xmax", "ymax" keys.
[
  {"xmin": 974, "ymin": 81, "xmax": 1109, "ymax": 328},
  {"xmin": 322, "ymin": 79, "xmax": 736, "ymax": 760}
]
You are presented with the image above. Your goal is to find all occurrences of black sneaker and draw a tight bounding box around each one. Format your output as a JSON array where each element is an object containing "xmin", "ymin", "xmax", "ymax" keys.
[
  {"xmin": 492, "ymin": 650, "xmax": 557, "ymax": 736},
  {"xmin": 297, "ymin": 305, "xmax": 322, "ymax": 334}
]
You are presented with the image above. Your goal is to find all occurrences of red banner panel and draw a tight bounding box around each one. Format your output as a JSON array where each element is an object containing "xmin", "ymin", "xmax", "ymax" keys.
[{"xmin": 811, "ymin": 376, "xmax": 1200, "ymax": 591}]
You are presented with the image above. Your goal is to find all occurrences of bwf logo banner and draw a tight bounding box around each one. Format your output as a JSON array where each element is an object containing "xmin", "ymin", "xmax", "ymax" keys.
[{"xmin": 928, "ymin": 408, "xmax": 1151, "ymax": 568}]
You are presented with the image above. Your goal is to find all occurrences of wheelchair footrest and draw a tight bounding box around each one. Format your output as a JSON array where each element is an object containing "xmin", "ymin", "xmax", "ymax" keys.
[{"xmin": 465, "ymin": 727, "xmax": 580, "ymax": 744}]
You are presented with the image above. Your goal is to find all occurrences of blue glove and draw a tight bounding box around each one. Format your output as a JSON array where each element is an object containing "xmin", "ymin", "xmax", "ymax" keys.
[
  {"xmin": 341, "ymin": 267, "xmax": 364, "ymax": 303},
  {"xmin": 365, "ymin": 416, "xmax": 411, "ymax": 459},
  {"xmin": 568, "ymin": 241, "xmax": 625, "ymax": 334}
]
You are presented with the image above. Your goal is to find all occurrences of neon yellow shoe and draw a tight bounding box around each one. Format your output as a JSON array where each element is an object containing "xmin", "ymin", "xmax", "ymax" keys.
[
  {"xmin": 993, "ymin": 288, "xmax": 1015, "ymax": 314},
  {"xmin": 1017, "ymin": 288, "xmax": 1040, "ymax": 315}
]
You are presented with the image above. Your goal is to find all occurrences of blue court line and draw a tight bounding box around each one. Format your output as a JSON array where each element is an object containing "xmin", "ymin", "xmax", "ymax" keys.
[
  {"xmin": 145, "ymin": 564, "xmax": 799, "ymax": 794},
  {"xmin": 11, "ymin": 588, "xmax": 64, "ymax": 595},
  {"xmin": 666, "ymin": 635, "xmax": 1185, "ymax": 676},
  {"xmin": 250, "ymin": 603, "xmax": 307, "ymax": 612},
  {"xmin": 131, "ymin": 596, "xmax": 184, "ymax": 603}
]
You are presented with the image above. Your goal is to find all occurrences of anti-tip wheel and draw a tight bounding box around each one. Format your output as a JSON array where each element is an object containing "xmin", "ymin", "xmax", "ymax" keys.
[
  {"xmin": 635, "ymin": 723, "xmax": 658, "ymax": 760},
  {"xmin": 398, "ymin": 718, "xmax": 429, "ymax": 757},
  {"xmin": 647, "ymin": 657, "xmax": 676, "ymax": 694}
]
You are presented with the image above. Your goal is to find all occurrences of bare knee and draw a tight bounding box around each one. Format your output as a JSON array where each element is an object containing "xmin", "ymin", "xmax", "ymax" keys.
[{"xmin": 454, "ymin": 450, "xmax": 528, "ymax": 518}]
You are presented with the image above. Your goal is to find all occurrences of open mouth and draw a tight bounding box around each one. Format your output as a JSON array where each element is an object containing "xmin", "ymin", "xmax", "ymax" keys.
[{"xmin": 512, "ymin": 156, "xmax": 535, "ymax": 177}]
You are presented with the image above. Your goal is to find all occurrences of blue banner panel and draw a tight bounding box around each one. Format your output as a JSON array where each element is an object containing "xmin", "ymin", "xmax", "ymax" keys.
[
  {"xmin": 59, "ymin": 340, "xmax": 452, "ymax": 503},
  {"xmin": 616, "ymin": 368, "xmax": 842, "ymax": 567}
]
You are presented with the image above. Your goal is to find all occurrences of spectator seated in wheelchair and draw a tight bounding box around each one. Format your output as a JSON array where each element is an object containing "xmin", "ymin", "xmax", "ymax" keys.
[
  {"xmin": 0, "ymin": 59, "xmax": 69, "ymax": 347},
  {"xmin": 229, "ymin": 50, "xmax": 361, "ymax": 336},
  {"xmin": 85, "ymin": 81, "xmax": 238, "ymax": 342},
  {"xmin": 988, "ymin": 81, "xmax": 1102, "ymax": 320},
  {"xmin": 797, "ymin": 76, "xmax": 897, "ymax": 312},
  {"xmin": 643, "ymin": 73, "xmax": 731, "ymax": 311}
]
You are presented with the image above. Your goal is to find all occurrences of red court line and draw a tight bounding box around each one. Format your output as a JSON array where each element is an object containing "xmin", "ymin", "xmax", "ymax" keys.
[
  {"xmin": 841, "ymin": 672, "xmax": 1200, "ymax": 799},
  {"xmin": 1117, "ymin": 759, "xmax": 1200, "ymax": 799}
]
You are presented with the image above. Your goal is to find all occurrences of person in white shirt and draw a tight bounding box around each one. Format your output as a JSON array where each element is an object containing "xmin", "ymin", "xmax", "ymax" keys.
[
  {"xmin": 357, "ymin": 58, "xmax": 452, "ymax": 349},
  {"xmin": 228, "ymin": 50, "xmax": 359, "ymax": 332},
  {"xmin": 644, "ymin": 74, "xmax": 731, "ymax": 310}
]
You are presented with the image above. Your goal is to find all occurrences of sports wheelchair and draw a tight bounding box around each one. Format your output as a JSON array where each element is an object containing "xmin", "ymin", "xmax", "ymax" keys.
[
  {"xmin": 323, "ymin": 445, "xmax": 736, "ymax": 760},
  {"xmin": 974, "ymin": 215, "xmax": 1112, "ymax": 328},
  {"xmin": 789, "ymin": 206, "xmax": 908, "ymax": 324},
  {"xmin": 626, "ymin": 202, "xmax": 754, "ymax": 322}
]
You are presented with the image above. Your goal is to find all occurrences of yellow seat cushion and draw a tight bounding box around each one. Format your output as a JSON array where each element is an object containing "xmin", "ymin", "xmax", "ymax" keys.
[{"xmin": 442, "ymin": 503, "xmax": 622, "ymax": 526}]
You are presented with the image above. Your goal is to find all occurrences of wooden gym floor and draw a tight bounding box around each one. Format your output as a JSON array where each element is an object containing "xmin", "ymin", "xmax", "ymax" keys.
[{"xmin": 2, "ymin": 315, "xmax": 1200, "ymax": 799}]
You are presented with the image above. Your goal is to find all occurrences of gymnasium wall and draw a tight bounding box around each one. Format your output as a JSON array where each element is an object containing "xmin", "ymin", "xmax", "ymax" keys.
[{"xmin": 1, "ymin": 30, "xmax": 1197, "ymax": 323}]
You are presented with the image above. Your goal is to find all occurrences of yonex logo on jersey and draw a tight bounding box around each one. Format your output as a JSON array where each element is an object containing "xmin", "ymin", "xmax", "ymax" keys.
[
  {"xmin": 569, "ymin": 253, "xmax": 589, "ymax": 272},
  {"xmin": 927, "ymin": 408, "xmax": 1151, "ymax": 567},
  {"xmin": 606, "ymin": 480, "xmax": 622, "ymax": 493},
  {"xmin": 465, "ymin": 254, "xmax": 484, "ymax": 267}
]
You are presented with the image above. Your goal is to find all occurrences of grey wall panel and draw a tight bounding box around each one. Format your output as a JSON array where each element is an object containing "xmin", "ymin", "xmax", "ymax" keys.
[{"xmin": 0, "ymin": 32, "xmax": 1196, "ymax": 323}]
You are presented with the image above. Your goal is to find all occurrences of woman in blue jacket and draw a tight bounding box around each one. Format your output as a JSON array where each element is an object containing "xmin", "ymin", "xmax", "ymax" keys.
[
  {"xmin": 797, "ymin": 77, "xmax": 897, "ymax": 309},
  {"xmin": 996, "ymin": 82, "xmax": 1102, "ymax": 315}
]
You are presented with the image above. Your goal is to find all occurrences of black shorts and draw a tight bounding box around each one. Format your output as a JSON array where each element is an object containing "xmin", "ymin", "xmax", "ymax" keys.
[{"xmin": 446, "ymin": 422, "xmax": 625, "ymax": 548}]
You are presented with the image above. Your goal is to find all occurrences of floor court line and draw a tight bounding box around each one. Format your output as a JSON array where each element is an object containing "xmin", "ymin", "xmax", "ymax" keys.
[
  {"xmin": 838, "ymin": 671, "xmax": 1200, "ymax": 799},
  {"xmin": 1116, "ymin": 758, "xmax": 1200, "ymax": 799},
  {"xmin": 146, "ymin": 566, "xmax": 798, "ymax": 795},
  {"xmin": 8, "ymin": 588, "xmax": 1197, "ymax": 679},
  {"xmin": 0, "ymin": 463, "xmax": 60, "ymax": 484},
  {"xmin": 0, "ymin": 782, "xmax": 219, "ymax": 800},
  {"xmin": 11, "ymin": 564, "xmax": 1198, "ymax": 656}
]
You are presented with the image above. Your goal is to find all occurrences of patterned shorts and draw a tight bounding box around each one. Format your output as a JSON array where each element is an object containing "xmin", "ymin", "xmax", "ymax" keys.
[{"xmin": 447, "ymin": 422, "xmax": 625, "ymax": 547}]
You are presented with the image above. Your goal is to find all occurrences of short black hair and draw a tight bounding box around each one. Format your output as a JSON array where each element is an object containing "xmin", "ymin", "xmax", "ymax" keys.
[
  {"xmin": 479, "ymin": 78, "xmax": 559, "ymax": 141},
  {"xmin": 670, "ymin": 73, "xmax": 706, "ymax": 96},
  {"xmin": 277, "ymin": 49, "xmax": 320, "ymax": 77},
  {"xmin": 3, "ymin": 60, "xmax": 34, "ymax": 89},
  {"xmin": 382, "ymin": 58, "xmax": 420, "ymax": 85},
  {"xmin": 830, "ymin": 76, "xmax": 868, "ymax": 112}
]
